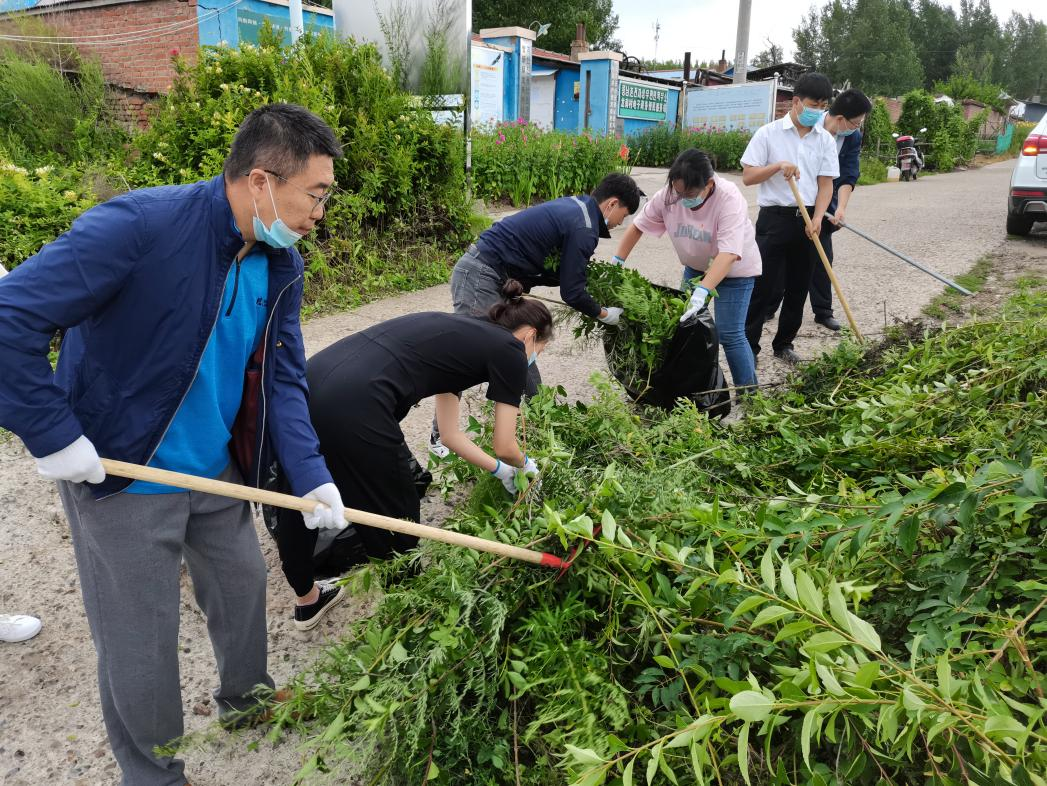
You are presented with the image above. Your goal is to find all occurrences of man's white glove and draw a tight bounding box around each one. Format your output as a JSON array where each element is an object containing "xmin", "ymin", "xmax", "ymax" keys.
[
  {"xmin": 598, "ymin": 306, "xmax": 623, "ymax": 326},
  {"xmin": 491, "ymin": 460, "xmax": 518, "ymax": 495},
  {"xmin": 302, "ymin": 483, "xmax": 346, "ymax": 530},
  {"xmin": 35, "ymin": 435, "xmax": 106, "ymax": 484},
  {"xmin": 680, "ymin": 286, "xmax": 711, "ymax": 324}
]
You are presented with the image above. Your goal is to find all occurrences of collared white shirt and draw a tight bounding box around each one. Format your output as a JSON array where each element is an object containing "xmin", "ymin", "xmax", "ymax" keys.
[
  {"xmin": 816, "ymin": 114, "xmax": 848, "ymax": 153},
  {"xmin": 741, "ymin": 113, "xmax": 840, "ymax": 207}
]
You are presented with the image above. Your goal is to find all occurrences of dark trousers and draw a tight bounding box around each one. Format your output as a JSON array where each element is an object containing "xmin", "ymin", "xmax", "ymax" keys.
[
  {"xmin": 764, "ymin": 225, "xmax": 836, "ymax": 320},
  {"xmin": 745, "ymin": 207, "xmax": 821, "ymax": 357},
  {"xmin": 274, "ymin": 382, "xmax": 421, "ymax": 597}
]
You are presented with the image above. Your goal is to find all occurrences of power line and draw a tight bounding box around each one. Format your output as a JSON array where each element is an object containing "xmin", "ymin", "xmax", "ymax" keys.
[{"xmin": 0, "ymin": 0, "xmax": 242, "ymax": 46}]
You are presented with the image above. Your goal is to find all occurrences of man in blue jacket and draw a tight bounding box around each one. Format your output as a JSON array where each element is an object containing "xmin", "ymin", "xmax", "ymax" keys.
[
  {"xmin": 0, "ymin": 104, "xmax": 347, "ymax": 786},
  {"xmin": 428, "ymin": 172, "xmax": 641, "ymax": 456}
]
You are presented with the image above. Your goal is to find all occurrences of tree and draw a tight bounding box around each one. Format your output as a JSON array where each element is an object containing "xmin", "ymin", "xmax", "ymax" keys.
[
  {"xmin": 750, "ymin": 38, "xmax": 785, "ymax": 69},
  {"xmin": 909, "ymin": 0, "xmax": 960, "ymax": 88},
  {"xmin": 791, "ymin": 0, "xmax": 923, "ymax": 96},
  {"xmin": 472, "ymin": 0, "xmax": 620, "ymax": 56},
  {"xmin": 999, "ymin": 12, "xmax": 1047, "ymax": 99},
  {"xmin": 956, "ymin": 0, "xmax": 1003, "ymax": 82}
]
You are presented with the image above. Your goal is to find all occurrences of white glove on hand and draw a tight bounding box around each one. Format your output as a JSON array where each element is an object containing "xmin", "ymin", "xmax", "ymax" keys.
[
  {"xmin": 598, "ymin": 306, "xmax": 623, "ymax": 326},
  {"xmin": 35, "ymin": 435, "xmax": 106, "ymax": 484},
  {"xmin": 302, "ymin": 483, "xmax": 346, "ymax": 530},
  {"xmin": 680, "ymin": 286, "xmax": 711, "ymax": 323},
  {"xmin": 521, "ymin": 456, "xmax": 539, "ymax": 478},
  {"xmin": 491, "ymin": 460, "xmax": 518, "ymax": 495}
]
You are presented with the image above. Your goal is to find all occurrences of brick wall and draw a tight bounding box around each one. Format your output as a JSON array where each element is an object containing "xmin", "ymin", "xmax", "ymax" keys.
[{"xmin": 39, "ymin": 0, "xmax": 199, "ymax": 95}]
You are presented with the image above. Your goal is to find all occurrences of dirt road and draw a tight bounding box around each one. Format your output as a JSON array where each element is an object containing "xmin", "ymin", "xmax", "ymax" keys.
[{"xmin": 0, "ymin": 159, "xmax": 1039, "ymax": 786}]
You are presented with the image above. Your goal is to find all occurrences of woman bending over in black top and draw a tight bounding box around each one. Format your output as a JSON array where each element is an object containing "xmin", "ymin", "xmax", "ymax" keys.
[{"xmin": 275, "ymin": 279, "xmax": 553, "ymax": 630}]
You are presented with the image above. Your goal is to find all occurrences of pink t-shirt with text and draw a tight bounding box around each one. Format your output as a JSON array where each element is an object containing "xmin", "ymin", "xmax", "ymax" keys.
[{"xmin": 632, "ymin": 175, "xmax": 762, "ymax": 278}]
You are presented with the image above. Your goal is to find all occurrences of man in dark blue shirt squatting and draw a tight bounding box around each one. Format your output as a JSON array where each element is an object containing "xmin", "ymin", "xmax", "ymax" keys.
[
  {"xmin": 0, "ymin": 104, "xmax": 348, "ymax": 786},
  {"xmin": 428, "ymin": 172, "xmax": 642, "ymax": 457},
  {"xmin": 765, "ymin": 88, "xmax": 871, "ymax": 332}
]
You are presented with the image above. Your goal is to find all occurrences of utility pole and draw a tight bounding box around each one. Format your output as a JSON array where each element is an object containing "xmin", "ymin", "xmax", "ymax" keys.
[
  {"xmin": 733, "ymin": 0, "xmax": 751, "ymax": 84},
  {"xmin": 289, "ymin": 0, "xmax": 304, "ymax": 42},
  {"xmin": 652, "ymin": 20, "xmax": 661, "ymax": 63}
]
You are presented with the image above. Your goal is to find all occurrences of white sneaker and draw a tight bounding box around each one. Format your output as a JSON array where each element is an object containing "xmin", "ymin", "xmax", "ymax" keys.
[
  {"xmin": 428, "ymin": 435, "xmax": 450, "ymax": 459},
  {"xmin": 0, "ymin": 614, "xmax": 42, "ymax": 643}
]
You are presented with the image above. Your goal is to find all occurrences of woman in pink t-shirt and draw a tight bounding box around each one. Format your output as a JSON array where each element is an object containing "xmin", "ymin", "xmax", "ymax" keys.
[{"xmin": 614, "ymin": 149, "xmax": 761, "ymax": 390}]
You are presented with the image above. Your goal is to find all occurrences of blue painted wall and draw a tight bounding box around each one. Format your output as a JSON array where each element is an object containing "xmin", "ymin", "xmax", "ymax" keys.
[
  {"xmin": 551, "ymin": 65, "xmax": 580, "ymax": 132},
  {"xmin": 197, "ymin": 0, "xmax": 333, "ymax": 47},
  {"xmin": 579, "ymin": 60, "xmax": 612, "ymax": 133}
]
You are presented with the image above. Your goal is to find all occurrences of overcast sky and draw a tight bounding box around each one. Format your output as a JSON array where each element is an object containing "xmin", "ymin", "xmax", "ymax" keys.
[{"xmin": 613, "ymin": 0, "xmax": 1047, "ymax": 66}]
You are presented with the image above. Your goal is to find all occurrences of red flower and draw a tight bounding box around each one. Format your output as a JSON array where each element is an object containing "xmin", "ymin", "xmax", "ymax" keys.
[
  {"xmin": 169, "ymin": 47, "xmax": 180, "ymax": 58},
  {"xmin": 618, "ymin": 143, "xmax": 630, "ymax": 160}
]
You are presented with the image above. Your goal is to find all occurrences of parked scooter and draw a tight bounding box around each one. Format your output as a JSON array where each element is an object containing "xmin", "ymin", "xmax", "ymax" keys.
[{"xmin": 892, "ymin": 128, "xmax": 927, "ymax": 181}]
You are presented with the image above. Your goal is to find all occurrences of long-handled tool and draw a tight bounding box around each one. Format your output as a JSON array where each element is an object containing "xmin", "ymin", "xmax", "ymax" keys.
[
  {"xmin": 825, "ymin": 213, "xmax": 972, "ymax": 296},
  {"xmin": 787, "ymin": 177, "xmax": 865, "ymax": 343},
  {"xmin": 100, "ymin": 459, "xmax": 566, "ymax": 569}
]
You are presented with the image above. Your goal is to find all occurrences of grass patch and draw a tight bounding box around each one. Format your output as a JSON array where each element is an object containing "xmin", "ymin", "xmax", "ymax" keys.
[{"xmin": 922, "ymin": 253, "xmax": 993, "ymax": 320}]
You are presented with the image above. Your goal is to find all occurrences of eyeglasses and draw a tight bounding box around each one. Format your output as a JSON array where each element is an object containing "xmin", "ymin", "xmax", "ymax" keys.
[
  {"xmin": 259, "ymin": 169, "xmax": 334, "ymax": 212},
  {"xmin": 842, "ymin": 116, "xmax": 865, "ymax": 131}
]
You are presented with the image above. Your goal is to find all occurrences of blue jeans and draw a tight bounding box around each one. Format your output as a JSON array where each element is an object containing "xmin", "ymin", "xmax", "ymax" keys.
[{"xmin": 682, "ymin": 267, "xmax": 758, "ymax": 389}]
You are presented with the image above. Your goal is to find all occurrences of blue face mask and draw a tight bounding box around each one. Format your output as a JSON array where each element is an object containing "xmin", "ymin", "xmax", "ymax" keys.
[
  {"xmin": 252, "ymin": 176, "xmax": 303, "ymax": 249},
  {"xmin": 528, "ymin": 351, "xmax": 537, "ymax": 367},
  {"xmin": 680, "ymin": 195, "xmax": 704, "ymax": 209},
  {"xmin": 837, "ymin": 126, "xmax": 858, "ymax": 137},
  {"xmin": 798, "ymin": 106, "xmax": 826, "ymax": 127}
]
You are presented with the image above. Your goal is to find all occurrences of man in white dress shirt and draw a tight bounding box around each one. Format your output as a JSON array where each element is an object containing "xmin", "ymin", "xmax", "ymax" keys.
[{"xmin": 740, "ymin": 72, "xmax": 839, "ymax": 364}]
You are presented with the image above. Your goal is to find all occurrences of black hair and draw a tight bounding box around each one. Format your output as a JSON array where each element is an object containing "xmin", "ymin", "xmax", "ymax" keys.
[
  {"xmin": 488, "ymin": 279, "xmax": 554, "ymax": 342},
  {"xmin": 591, "ymin": 172, "xmax": 642, "ymax": 214},
  {"xmin": 793, "ymin": 72, "xmax": 834, "ymax": 103},
  {"xmin": 223, "ymin": 103, "xmax": 343, "ymax": 179},
  {"xmin": 829, "ymin": 88, "xmax": 873, "ymax": 120},
  {"xmin": 666, "ymin": 149, "xmax": 714, "ymax": 204}
]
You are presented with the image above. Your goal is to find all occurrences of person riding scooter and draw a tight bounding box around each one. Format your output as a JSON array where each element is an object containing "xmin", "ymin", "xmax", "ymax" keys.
[{"xmin": 893, "ymin": 128, "xmax": 926, "ymax": 181}]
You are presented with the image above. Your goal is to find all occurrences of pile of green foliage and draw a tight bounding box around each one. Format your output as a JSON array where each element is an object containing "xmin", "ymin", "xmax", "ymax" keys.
[
  {"xmin": 626, "ymin": 125, "xmax": 752, "ymax": 170},
  {"xmin": 570, "ymin": 262, "xmax": 687, "ymax": 392},
  {"xmin": 263, "ymin": 286, "xmax": 1046, "ymax": 784},
  {"xmin": 471, "ymin": 122, "xmax": 629, "ymax": 208}
]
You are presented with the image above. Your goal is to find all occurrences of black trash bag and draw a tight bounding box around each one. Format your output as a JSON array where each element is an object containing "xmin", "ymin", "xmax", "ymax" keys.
[
  {"xmin": 602, "ymin": 285, "xmax": 731, "ymax": 418},
  {"xmin": 260, "ymin": 454, "xmax": 432, "ymax": 580}
]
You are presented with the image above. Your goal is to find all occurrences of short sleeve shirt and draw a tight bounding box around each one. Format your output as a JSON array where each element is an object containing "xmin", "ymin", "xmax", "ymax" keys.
[
  {"xmin": 740, "ymin": 114, "xmax": 840, "ymax": 207},
  {"xmin": 308, "ymin": 312, "xmax": 529, "ymax": 421},
  {"xmin": 632, "ymin": 175, "xmax": 761, "ymax": 278}
]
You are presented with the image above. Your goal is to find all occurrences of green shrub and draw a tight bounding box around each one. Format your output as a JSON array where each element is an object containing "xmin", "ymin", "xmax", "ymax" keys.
[
  {"xmin": 0, "ymin": 161, "xmax": 98, "ymax": 271},
  {"xmin": 471, "ymin": 122, "xmax": 628, "ymax": 207},
  {"xmin": 856, "ymin": 154, "xmax": 887, "ymax": 185},
  {"xmin": 627, "ymin": 125, "xmax": 752, "ymax": 170},
  {"xmin": 0, "ymin": 52, "xmax": 125, "ymax": 166},
  {"xmin": 1009, "ymin": 121, "xmax": 1037, "ymax": 156},
  {"xmin": 898, "ymin": 89, "xmax": 982, "ymax": 171},
  {"xmin": 863, "ymin": 98, "xmax": 896, "ymax": 160},
  {"xmin": 125, "ymin": 27, "xmax": 471, "ymax": 311}
]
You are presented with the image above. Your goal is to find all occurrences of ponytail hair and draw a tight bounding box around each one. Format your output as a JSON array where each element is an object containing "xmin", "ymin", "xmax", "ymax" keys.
[{"xmin": 487, "ymin": 279, "xmax": 554, "ymax": 341}]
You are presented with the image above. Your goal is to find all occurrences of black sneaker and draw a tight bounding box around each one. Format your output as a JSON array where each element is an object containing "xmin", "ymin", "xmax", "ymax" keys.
[
  {"xmin": 774, "ymin": 347, "xmax": 802, "ymax": 365},
  {"xmin": 293, "ymin": 582, "xmax": 346, "ymax": 631}
]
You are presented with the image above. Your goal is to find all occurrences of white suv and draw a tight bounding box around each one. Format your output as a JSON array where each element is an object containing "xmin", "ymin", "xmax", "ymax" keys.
[{"xmin": 1008, "ymin": 114, "xmax": 1047, "ymax": 236}]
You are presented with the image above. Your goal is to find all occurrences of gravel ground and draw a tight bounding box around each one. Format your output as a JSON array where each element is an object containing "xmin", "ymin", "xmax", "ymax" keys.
[{"xmin": 1, "ymin": 158, "xmax": 1043, "ymax": 786}]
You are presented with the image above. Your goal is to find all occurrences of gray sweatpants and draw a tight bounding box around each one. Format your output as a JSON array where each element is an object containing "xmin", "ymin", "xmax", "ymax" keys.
[{"xmin": 58, "ymin": 464, "xmax": 273, "ymax": 786}]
